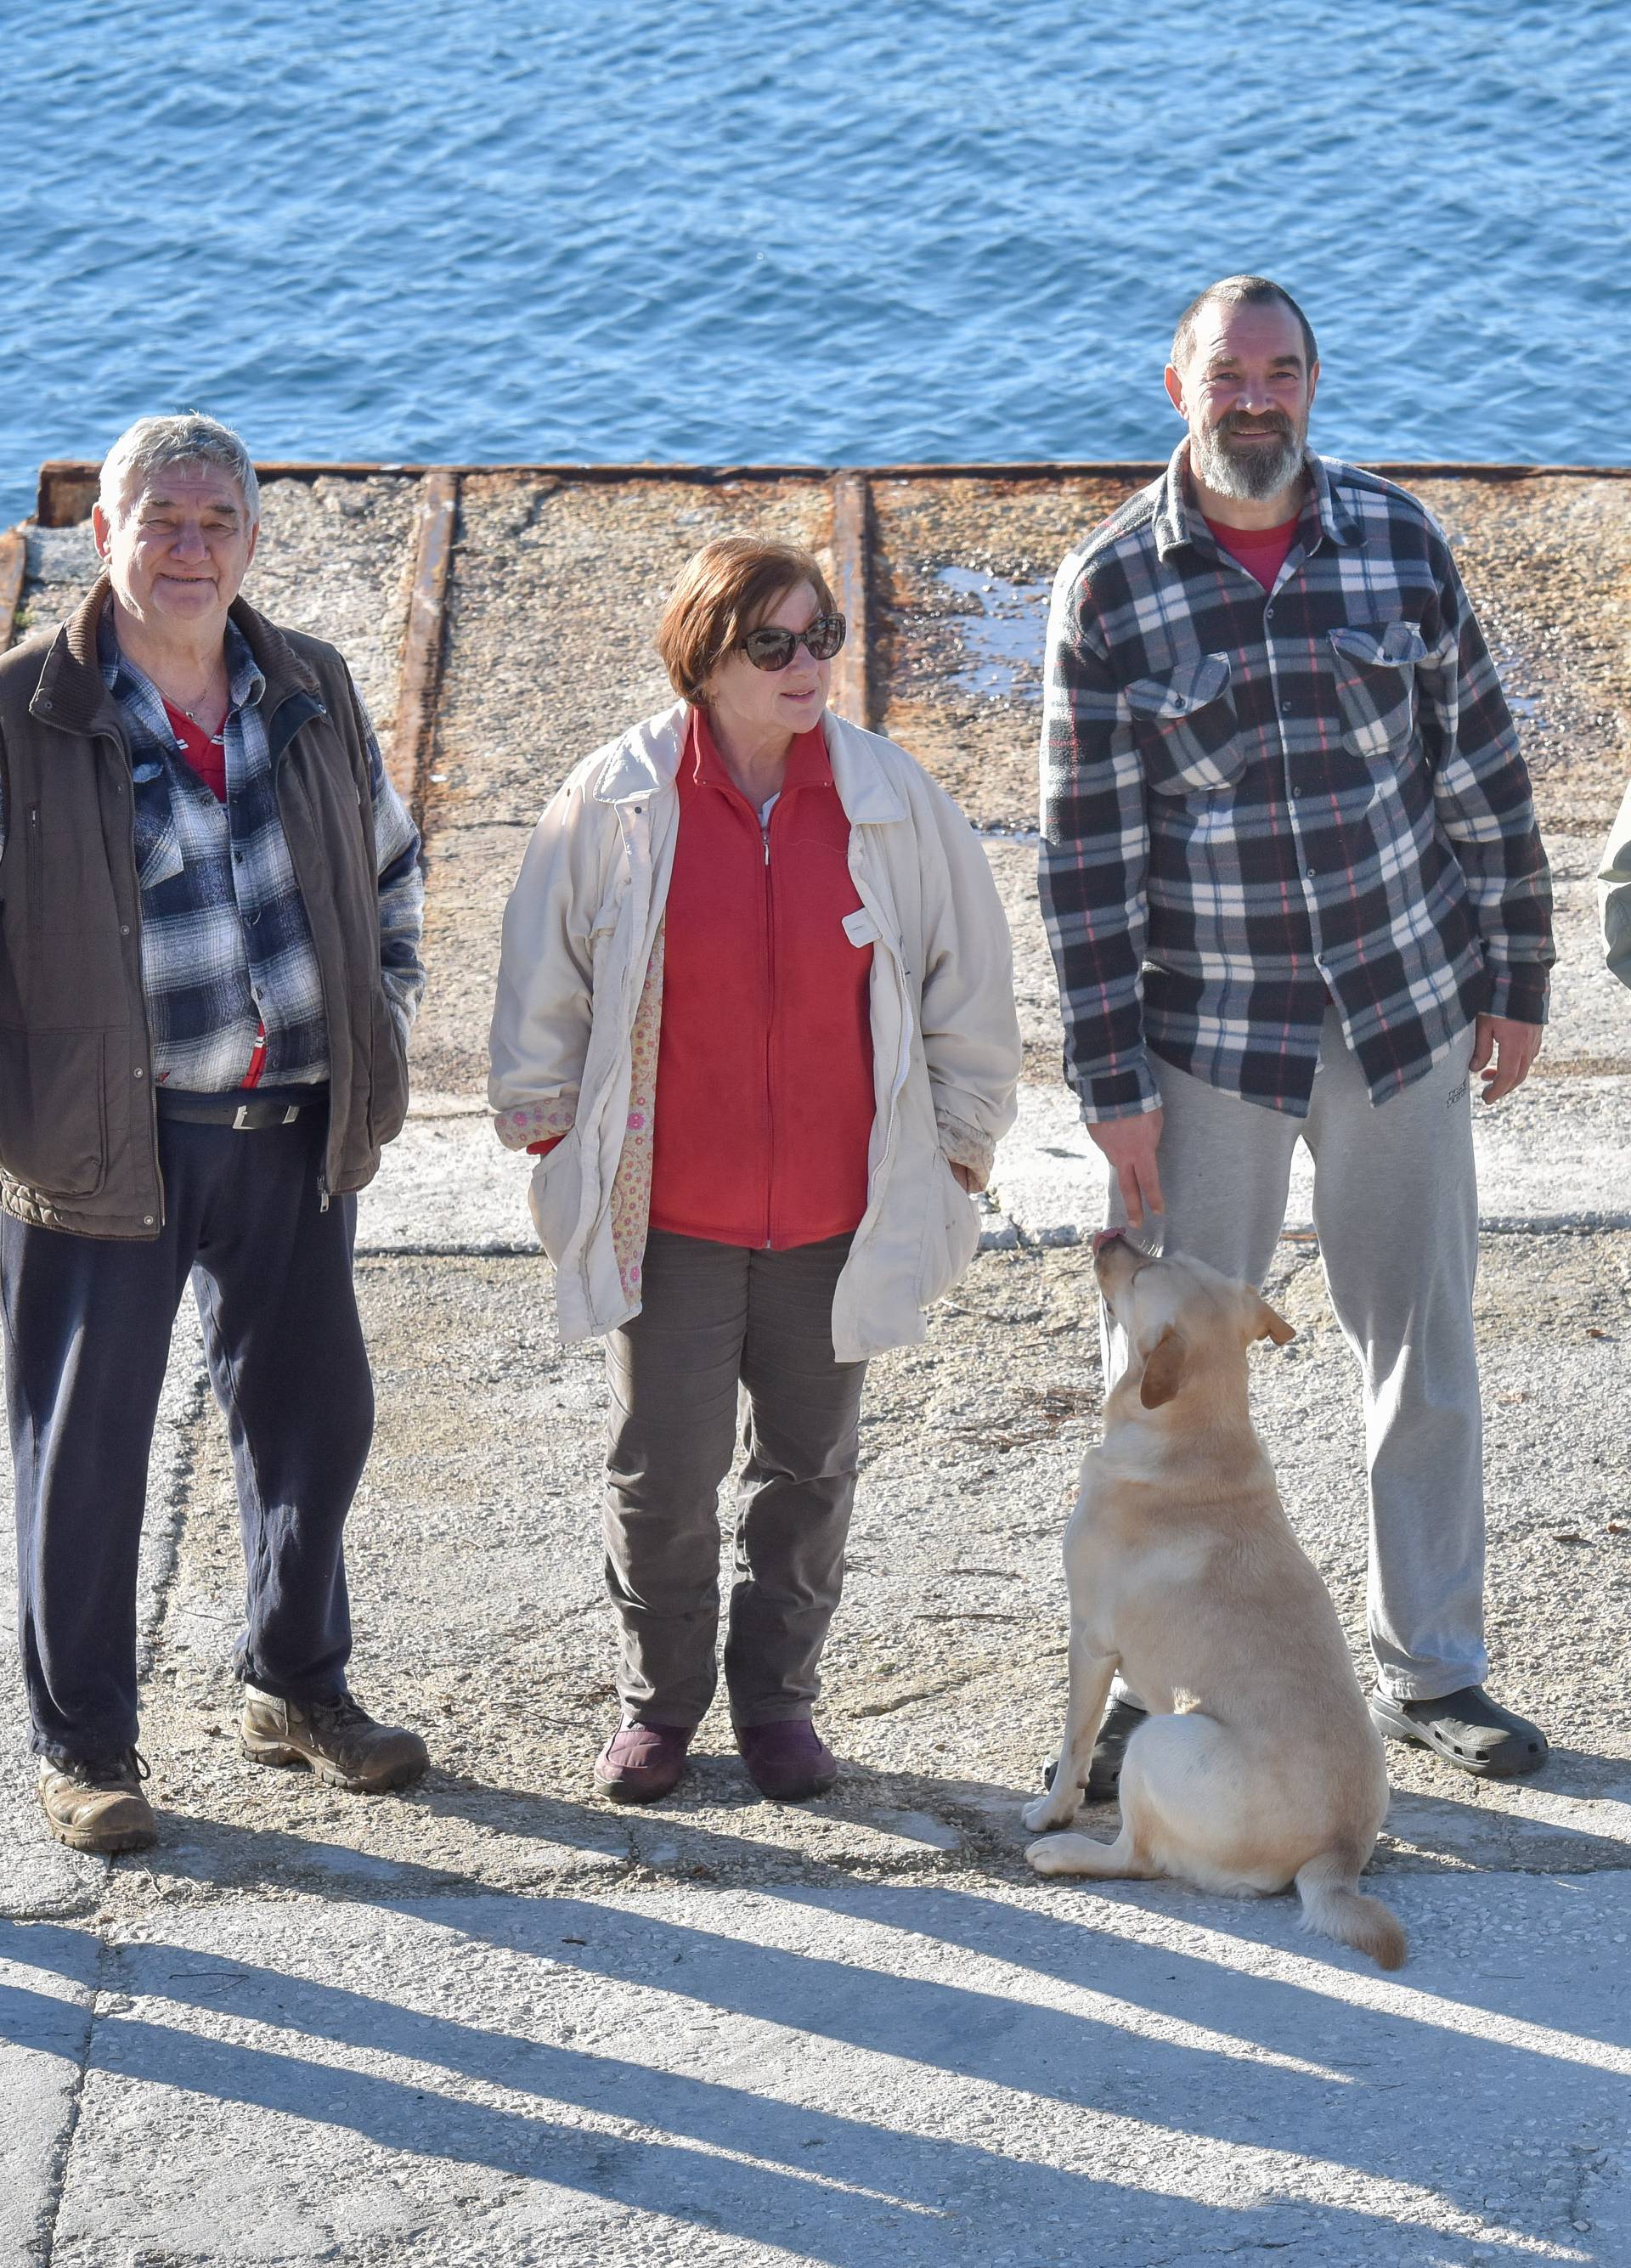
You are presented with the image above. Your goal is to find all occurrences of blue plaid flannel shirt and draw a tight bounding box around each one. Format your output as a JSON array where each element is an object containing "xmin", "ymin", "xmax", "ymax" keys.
[
  {"xmin": 71, "ymin": 610, "xmax": 425, "ymax": 1092},
  {"xmin": 1039, "ymin": 445, "xmax": 1554, "ymax": 1122}
]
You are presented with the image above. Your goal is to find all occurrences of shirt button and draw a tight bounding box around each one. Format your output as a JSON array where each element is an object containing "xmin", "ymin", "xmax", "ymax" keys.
[
  {"xmin": 133, "ymin": 1066, "xmax": 144, "ymax": 1080},
  {"xmin": 1306, "ymin": 866, "xmax": 1318, "ymax": 881},
  {"xmin": 120, "ymin": 923, "xmax": 131, "ymax": 936},
  {"xmin": 143, "ymin": 1215, "xmax": 155, "ymax": 1227},
  {"xmin": 1282, "ymin": 698, "xmax": 1295, "ymax": 714}
]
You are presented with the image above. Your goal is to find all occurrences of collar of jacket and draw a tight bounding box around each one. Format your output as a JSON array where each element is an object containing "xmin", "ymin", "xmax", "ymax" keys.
[
  {"xmin": 28, "ymin": 573, "xmax": 324, "ymax": 737},
  {"xmin": 590, "ymin": 701, "xmax": 909, "ymax": 824},
  {"xmin": 1151, "ymin": 439, "xmax": 1366, "ymax": 561}
]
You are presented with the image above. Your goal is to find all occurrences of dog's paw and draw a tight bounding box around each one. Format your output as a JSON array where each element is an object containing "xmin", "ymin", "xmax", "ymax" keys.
[
  {"xmin": 1022, "ymin": 1795, "xmax": 1075, "ymax": 1834},
  {"xmin": 1025, "ymin": 1832, "xmax": 1083, "ymax": 1876}
]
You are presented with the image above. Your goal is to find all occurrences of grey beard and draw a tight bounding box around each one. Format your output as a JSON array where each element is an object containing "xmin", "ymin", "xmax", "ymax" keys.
[{"xmin": 1192, "ymin": 421, "xmax": 1306, "ymax": 501}]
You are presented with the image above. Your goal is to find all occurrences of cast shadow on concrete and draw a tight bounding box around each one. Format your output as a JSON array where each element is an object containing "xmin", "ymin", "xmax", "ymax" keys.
[{"xmin": 0, "ymin": 1877, "xmax": 1602, "ymax": 2266}]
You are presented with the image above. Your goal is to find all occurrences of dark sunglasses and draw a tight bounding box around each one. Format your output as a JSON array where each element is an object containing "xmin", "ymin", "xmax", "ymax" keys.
[{"xmin": 738, "ymin": 612, "xmax": 847, "ymax": 671}]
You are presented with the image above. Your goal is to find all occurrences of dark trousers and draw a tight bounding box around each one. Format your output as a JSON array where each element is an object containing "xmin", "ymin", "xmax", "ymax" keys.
[
  {"xmin": 603, "ymin": 1229, "xmax": 867, "ymax": 1730},
  {"xmin": 5, "ymin": 1112, "xmax": 373, "ymax": 1767}
]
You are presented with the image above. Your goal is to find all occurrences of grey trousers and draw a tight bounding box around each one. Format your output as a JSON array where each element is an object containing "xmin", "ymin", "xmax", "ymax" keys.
[
  {"xmin": 602, "ymin": 1229, "xmax": 867, "ymax": 1729},
  {"xmin": 1103, "ymin": 1011, "xmax": 1487, "ymax": 1702}
]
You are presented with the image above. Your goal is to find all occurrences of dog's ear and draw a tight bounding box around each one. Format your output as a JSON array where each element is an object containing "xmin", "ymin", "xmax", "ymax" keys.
[
  {"xmin": 1139, "ymin": 1325, "xmax": 1188, "ymax": 1408},
  {"xmin": 1251, "ymin": 1294, "xmax": 1296, "ymax": 1346}
]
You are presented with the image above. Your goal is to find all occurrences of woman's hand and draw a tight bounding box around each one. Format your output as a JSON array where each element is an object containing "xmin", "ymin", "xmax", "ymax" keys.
[{"xmin": 949, "ymin": 1159, "xmax": 985, "ymax": 1194}]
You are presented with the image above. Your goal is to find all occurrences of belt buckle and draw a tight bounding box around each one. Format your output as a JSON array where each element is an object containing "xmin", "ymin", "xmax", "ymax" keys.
[{"xmin": 230, "ymin": 1100, "xmax": 300, "ymax": 1131}]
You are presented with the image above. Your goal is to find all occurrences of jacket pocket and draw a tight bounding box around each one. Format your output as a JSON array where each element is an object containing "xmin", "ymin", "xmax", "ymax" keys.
[
  {"xmin": 528, "ymin": 1126, "xmax": 584, "ymax": 1267},
  {"xmin": 1329, "ymin": 623, "xmax": 1430, "ymax": 761},
  {"xmin": 915, "ymin": 1149, "xmax": 981, "ymax": 1310},
  {"xmin": 366, "ymin": 989, "xmax": 410, "ymax": 1150},
  {"xmin": 1126, "ymin": 655, "xmax": 1243, "ymax": 795},
  {"xmin": 0, "ymin": 1026, "xmax": 109, "ymax": 1199}
]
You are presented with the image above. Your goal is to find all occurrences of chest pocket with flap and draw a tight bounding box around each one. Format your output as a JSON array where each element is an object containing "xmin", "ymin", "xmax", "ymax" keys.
[
  {"xmin": 1329, "ymin": 622, "xmax": 1430, "ymax": 762},
  {"xmin": 1125, "ymin": 654, "xmax": 1242, "ymax": 795}
]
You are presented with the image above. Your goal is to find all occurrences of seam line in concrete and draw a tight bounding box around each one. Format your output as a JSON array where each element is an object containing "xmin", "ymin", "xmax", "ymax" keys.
[
  {"xmin": 354, "ymin": 1216, "xmax": 1631, "ymax": 1267},
  {"xmin": 136, "ymin": 1353, "xmax": 214, "ymax": 1682},
  {"xmin": 38, "ymin": 1928, "xmax": 107, "ymax": 2268}
]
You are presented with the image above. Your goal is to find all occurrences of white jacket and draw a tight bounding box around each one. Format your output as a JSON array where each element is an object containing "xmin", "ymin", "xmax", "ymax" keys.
[{"xmin": 488, "ymin": 702, "xmax": 1022, "ymax": 1361}]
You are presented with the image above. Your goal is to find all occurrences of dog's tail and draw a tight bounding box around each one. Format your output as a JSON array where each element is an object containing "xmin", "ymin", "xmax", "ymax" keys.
[{"xmin": 1294, "ymin": 1850, "xmax": 1407, "ymax": 1971}]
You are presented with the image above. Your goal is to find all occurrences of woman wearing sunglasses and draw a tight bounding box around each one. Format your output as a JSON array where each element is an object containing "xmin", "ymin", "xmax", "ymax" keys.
[{"xmin": 489, "ymin": 536, "xmax": 1020, "ymax": 1803}]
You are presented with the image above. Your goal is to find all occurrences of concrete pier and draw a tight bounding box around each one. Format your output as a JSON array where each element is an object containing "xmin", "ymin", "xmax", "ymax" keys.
[{"xmin": 2, "ymin": 465, "xmax": 1628, "ymax": 2265}]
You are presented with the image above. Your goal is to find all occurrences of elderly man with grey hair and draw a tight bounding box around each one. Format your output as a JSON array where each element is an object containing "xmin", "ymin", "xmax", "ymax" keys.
[{"xmin": 0, "ymin": 413, "xmax": 427, "ymax": 1853}]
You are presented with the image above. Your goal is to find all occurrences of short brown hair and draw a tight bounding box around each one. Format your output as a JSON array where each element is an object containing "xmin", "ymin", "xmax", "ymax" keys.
[
  {"xmin": 656, "ymin": 537, "xmax": 837, "ymax": 706},
  {"xmin": 1171, "ymin": 274, "xmax": 1318, "ymax": 375}
]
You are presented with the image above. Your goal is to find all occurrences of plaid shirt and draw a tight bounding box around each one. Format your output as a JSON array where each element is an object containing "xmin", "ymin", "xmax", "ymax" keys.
[
  {"xmin": 77, "ymin": 610, "xmax": 425, "ymax": 1093},
  {"xmin": 1039, "ymin": 444, "xmax": 1553, "ymax": 1121}
]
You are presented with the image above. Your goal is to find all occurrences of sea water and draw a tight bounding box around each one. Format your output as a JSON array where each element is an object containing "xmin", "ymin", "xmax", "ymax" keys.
[{"xmin": 3, "ymin": 0, "xmax": 1628, "ymax": 525}]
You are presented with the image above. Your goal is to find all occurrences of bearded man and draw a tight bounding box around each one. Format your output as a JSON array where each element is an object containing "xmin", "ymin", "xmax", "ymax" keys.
[
  {"xmin": 1039, "ymin": 275, "xmax": 1555, "ymax": 1789},
  {"xmin": 0, "ymin": 414, "xmax": 427, "ymax": 1852}
]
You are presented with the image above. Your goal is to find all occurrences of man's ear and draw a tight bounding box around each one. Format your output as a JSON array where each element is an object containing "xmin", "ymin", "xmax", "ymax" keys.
[
  {"xmin": 1252, "ymin": 1294, "xmax": 1295, "ymax": 1346},
  {"xmin": 1139, "ymin": 1325, "xmax": 1188, "ymax": 1408}
]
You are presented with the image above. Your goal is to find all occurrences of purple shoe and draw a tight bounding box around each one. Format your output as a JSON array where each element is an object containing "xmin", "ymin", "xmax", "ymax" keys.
[
  {"xmin": 736, "ymin": 1719, "xmax": 838, "ymax": 1802},
  {"xmin": 594, "ymin": 1722, "xmax": 692, "ymax": 1803}
]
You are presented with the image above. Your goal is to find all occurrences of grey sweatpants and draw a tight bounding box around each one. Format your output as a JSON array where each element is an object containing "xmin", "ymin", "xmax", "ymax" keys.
[
  {"xmin": 1103, "ymin": 1012, "xmax": 1487, "ymax": 1702},
  {"xmin": 602, "ymin": 1228, "xmax": 866, "ymax": 1730}
]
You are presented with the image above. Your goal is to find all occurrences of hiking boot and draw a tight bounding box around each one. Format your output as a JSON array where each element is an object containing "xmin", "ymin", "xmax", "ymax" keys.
[
  {"xmin": 38, "ymin": 1751, "xmax": 157, "ymax": 1853},
  {"xmin": 1369, "ymin": 1684, "xmax": 1549, "ymax": 1779},
  {"xmin": 736, "ymin": 1719, "xmax": 838, "ymax": 1802},
  {"xmin": 240, "ymin": 1686, "xmax": 428, "ymax": 1792},
  {"xmin": 594, "ymin": 1723, "xmax": 692, "ymax": 1803}
]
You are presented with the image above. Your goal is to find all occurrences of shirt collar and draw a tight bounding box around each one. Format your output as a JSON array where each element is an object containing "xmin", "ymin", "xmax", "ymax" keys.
[
  {"xmin": 1153, "ymin": 438, "xmax": 1364, "ymax": 561},
  {"xmin": 97, "ymin": 605, "xmax": 266, "ymax": 711}
]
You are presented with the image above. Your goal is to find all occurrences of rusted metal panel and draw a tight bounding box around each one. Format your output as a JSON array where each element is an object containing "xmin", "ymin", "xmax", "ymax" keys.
[
  {"xmin": 390, "ymin": 470, "xmax": 460, "ymax": 816},
  {"xmin": 37, "ymin": 456, "xmax": 1631, "ymax": 529},
  {"xmin": 0, "ymin": 527, "xmax": 25, "ymax": 652},
  {"xmin": 34, "ymin": 460, "xmax": 848, "ymax": 527},
  {"xmin": 828, "ymin": 470, "xmax": 872, "ymax": 729}
]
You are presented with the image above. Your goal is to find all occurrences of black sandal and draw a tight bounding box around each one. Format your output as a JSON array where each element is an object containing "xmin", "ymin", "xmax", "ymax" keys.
[{"xmin": 1369, "ymin": 1684, "xmax": 1549, "ymax": 1779}]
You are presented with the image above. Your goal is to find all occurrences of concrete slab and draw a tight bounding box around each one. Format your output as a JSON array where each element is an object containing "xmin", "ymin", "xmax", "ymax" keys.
[
  {"xmin": 372, "ymin": 824, "xmax": 1629, "ymax": 1259},
  {"xmin": 21, "ymin": 1876, "xmax": 1631, "ymax": 2266},
  {"xmin": 77, "ymin": 1228, "xmax": 1625, "ymax": 1918},
  {"xmin": 988, "ymin": 1075, "xmax": 1631, "ymax": 1247},
  {"xmin": 0, "ymin": 1918, "xmax": 99, "ymax": 2266},
  {"xmin": 359, "ymin": 1068, "xmax": 1631, "ymax": 1263}
]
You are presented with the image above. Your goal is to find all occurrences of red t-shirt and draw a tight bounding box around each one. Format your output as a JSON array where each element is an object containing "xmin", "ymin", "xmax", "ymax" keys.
[
  {"xmin": 1202, "ymin": 511, "xmax": 1301, "ymax": 593},
  {"xmin": 161, "ymin": 697, "xmax": 265, "ymax": 1089},
  {"xmin": 161, "ymin": 697, "xmax": 228, "ymax": 803}
]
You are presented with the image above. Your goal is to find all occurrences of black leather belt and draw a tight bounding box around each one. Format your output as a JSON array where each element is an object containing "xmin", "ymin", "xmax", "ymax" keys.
[{"xmin": 155, "ymin": 1089, "xmax": 325, "ymax": 1131}]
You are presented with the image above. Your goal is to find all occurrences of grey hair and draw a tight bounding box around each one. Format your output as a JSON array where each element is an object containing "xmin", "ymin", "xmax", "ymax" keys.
[
  {"xmin": 1171, "ymin": 275, "xmax": 1318, "ymax": 375},
  {"xmin": 99, "ymin": 413, "xmax": 261, "ymax": 524}
]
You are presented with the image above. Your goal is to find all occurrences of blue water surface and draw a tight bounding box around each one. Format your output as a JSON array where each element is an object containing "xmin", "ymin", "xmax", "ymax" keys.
[{"xmin": 3, "ymin": 0, "xmax": 1628, "ymax": 527}]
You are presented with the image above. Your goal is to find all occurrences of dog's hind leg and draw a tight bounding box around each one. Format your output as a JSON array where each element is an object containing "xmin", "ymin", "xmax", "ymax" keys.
[{"xmin": 1021, "ymin": 1630, "xmax": 1117, "ymax": 1833}]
